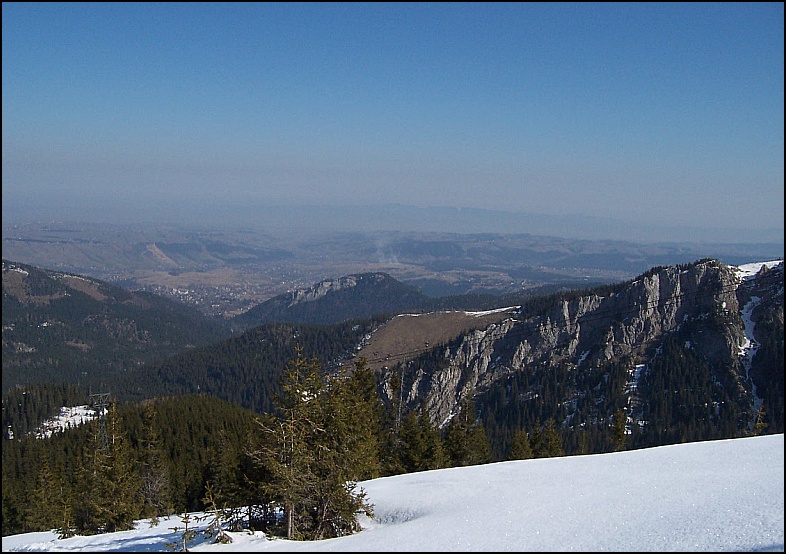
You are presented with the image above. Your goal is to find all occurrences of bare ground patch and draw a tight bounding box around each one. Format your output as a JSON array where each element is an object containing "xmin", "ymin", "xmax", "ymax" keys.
[{"xmin": 356, "ymin": 307, "xmax": 518, "ymax": 372}]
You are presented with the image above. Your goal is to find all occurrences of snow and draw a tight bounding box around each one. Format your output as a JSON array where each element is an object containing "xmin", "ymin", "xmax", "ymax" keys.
[
  {"xmin": 4, "ymin": 259, "xmax": 784, "ymax": 551},
  {"xmin": 33, "ymin": 405, "xmax": 98, "ymax": 439},
  {"xmin": 3, "ymin": 434, "xmax": 782, "ymax": 552},
  {"xmin": 734, "ymin": 260, "xmax": 783, "ymax": 281},
  {"xmin": 739, "ymin": 295, "xmax": 764, "ymax": 412},
  {"xmin": 465, "ymin": 306, "xmax": 520, "ymax": 317},
  {"xmin": 733, "ymin": 259, "xmax": 783, "ymax": 414}
]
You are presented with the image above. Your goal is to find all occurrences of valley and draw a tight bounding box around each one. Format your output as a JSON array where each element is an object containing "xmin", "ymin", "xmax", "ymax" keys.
[{"xmin": 4, "ymin": 220, "xmax": 781, "ymax": 318}]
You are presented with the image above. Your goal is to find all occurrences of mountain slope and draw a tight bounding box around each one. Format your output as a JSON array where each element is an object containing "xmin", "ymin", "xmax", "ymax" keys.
[
  {"xmin": 6, "ymin": 258, "xmax": 781, "ymax": 461},
  {"xmin": 2, "ymin": 260, "xmax": 231, "ymax": 392},
  {"xmin": 372, "ymin": 259, "xmax": 783, "ymax": 455},
  {"xmin": 2, "ymin": 434, "xmax": 782, "ymax": 551},
  {"xmin": 234, "ymin": 272, "xmax": 431, "ymax": 327},
  {"xmin": 111, "ymin": 318, "xmax": 384, "ymax": 414}
]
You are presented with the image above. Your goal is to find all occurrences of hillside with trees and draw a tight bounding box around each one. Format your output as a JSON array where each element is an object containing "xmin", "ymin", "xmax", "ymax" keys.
[{"xmin": 2, "ymin": 260, "xmax": 231, "ymax": 393}]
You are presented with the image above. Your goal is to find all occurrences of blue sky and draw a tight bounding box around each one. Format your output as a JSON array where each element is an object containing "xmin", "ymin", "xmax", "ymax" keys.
[{"xmin": 2, "ymin": 2, "xmax": 783, "ymax": 240}]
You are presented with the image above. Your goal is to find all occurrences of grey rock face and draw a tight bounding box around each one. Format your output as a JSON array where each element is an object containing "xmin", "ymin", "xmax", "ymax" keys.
[
  {"xmin": 382, "ymin": 260, "xmax": 778, "ymax": 427},
  {"xmin": 287, "ymin": 275, "xmax": 359, "ymax": 307}
]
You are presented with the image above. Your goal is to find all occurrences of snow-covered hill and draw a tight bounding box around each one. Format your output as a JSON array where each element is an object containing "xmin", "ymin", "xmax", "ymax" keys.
[{"xmin": 3, "ymin": 434, "xmax": 783, "ymax": 552}]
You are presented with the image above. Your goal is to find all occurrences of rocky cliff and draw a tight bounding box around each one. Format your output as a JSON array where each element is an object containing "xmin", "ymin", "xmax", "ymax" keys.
[{"xmin": 380, "ymin": 259, "xmax": 783, "ymax": 432}]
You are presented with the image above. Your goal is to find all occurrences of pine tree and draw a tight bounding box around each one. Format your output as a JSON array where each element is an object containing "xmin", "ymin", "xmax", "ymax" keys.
[
  {"xmin": 443, "ymin": 398, "xmax": 492, "ymax": 467},
  {"xmin": 138, "ymin": 402, "xmax": 173, "ymax": 524},
  {"xmin": 508, "ymin": 428, "xmax": 533, "ymax": 460},
  {"xmin": 250, "ymin": 347, "xmax": 373, "ymax": 540}
]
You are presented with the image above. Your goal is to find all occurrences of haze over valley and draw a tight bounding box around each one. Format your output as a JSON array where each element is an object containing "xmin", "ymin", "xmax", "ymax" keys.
[{"xmin": 3, "ymin": 213, "xmax": 783, "ymax": 319}]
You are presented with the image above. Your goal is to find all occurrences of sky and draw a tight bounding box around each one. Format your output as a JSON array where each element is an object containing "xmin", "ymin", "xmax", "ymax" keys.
[
  {"xmin": 2, "ymin": 3, "xmax": 784, "ymax": 242},
  {"xmin": 2, "ymin": 433, "xmax": 783, "ymax": 552}
]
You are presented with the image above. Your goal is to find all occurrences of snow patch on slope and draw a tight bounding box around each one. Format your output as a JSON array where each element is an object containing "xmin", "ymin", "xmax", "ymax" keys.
[{"xmin": 34, "ymin": 405, "xmax": 98, "ymax": 439}]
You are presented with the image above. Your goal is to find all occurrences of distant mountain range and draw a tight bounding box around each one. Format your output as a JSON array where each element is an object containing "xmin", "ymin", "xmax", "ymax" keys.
[
  {"xmin": 228, "ymin": 203, "xmax": 786, "ymax": 244},
  {"xmin": 3, "ymin": 221, "xmax": 783, "ymax": 319},
  {"xmin": 6, "ymin": 204, "xmax": 782, "ymax": 244}
]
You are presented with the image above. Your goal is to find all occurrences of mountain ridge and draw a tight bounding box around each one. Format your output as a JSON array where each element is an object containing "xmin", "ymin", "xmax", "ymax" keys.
[
  {"xmin": 1, "ymin": 259, "xmax": 232, "ymax": 392},
  {"xmin": 3, "ymin": 257, "xmax": 782, "ymax": 458}
]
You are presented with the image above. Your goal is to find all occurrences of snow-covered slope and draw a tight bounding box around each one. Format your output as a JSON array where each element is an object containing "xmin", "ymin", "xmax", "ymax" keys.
[{"xmin": 2, "ymin": 434, "xmax": 783, "ymax": 552}]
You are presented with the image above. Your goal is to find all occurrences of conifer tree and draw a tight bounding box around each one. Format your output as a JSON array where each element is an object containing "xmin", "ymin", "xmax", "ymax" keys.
[
  {"xmin": 576, "ymin": 429, "xmax": 590, "ymax": 456},
  {"xmin": 101, "ymin": 403, "xmax": 143, "ymax": 532},
  {"xmin": 531, "ymin": 418, "xmax": 565, "ymax": 458},
  {"xmin": 753, "ymin": 403, "xmax": 769, "ymax": 436},
  {"xmin": 25, "ymin": 453, "xmax": 60, "ymax": 532},
  {"xmin": 443, "ymin": 398, "xmax": 492, "ymax": 467},
  {"xmin": 326, "ymin": 357, "xmax": 383, "ymax": 481},
  {"xmin": 508, "ymin": 428, "xmax": 533, "ymax": 460},
  {"xmin": 52, "ymin": 458, "xmax": 77, "ymax": 539},
  {"xmin": 398, "ymin": 408, "xmax": 447, "ymax": 472},
  {"xmin": 380, "ymin": 367, "xmax": 407, "ymax": 476},
  {"xmin": 255, "ymin": 349, "xmax": 321, "ymax": 539},
  {"xmin": 72, "ymin": 403, "xmax": 142, "ymax": 534},
  {"xmin": 138, "ymin": 402, "xmax": 173, "ymax": 524},
  {"xmin": 612, "ymin": 408, "xmax": 628, "ymax": 452},
  {"xmin": 250, "ymin": 347, "xmax": 373, "ymax": 540}
]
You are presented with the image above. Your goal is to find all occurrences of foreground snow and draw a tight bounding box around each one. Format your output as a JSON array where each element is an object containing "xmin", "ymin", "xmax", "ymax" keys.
[{"xmin": 3, "ymin": 434, "xmax": 783, "ymax": 552}]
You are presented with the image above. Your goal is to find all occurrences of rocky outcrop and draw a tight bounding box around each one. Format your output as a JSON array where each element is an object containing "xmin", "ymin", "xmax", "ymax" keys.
[
  {"xmin": 381, "ymin": 259, "xmax": 778, "ymax": 427},
  {"xmin": 288, "ymin": 275, "xmax": 361, "ymax": 306}
]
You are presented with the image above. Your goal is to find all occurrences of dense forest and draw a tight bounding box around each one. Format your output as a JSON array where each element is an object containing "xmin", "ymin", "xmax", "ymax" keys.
[
  {"xmin": 111, "ymin": 318, "xmax": 388, "ymax": 414},
  {"xmin": 2, "ymin": 355, "xmax": 501, "ymax": 539},
  {"xmin": 4, "ymin": 336, "xmax": 776, "ymax": 538}
]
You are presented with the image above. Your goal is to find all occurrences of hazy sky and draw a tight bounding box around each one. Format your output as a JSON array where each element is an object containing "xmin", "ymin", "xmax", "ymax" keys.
[{"xmin": 2, "ymin": 3, "xmax": 784, "ymax": 239}]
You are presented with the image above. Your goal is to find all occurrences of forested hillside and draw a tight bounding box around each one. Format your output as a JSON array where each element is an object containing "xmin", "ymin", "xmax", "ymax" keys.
[
  {"xmin": 111, "ymin": 318, "xmax": 387, "ymax": 414},
  {"xmin": 2, "ymin": 260, "xmax": 231, "ymax": 392},
  {"xmin": 2, "ymin": 394, "xmax": 260, "ymax": 536}
]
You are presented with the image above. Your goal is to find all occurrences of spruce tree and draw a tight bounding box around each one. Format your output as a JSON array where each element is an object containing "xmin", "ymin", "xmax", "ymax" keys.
[
  {"xmin": 326, "ymin": 357, "xmax": 383, "ymax": 481},
  {"xmin": 532, "ymin": 418, "xmax": 565, "ymax": 458},
  {"xmin": 508, "ymin": 428, "xmax": 533, "ymax": 460},
  {"xmin": 101, "ymin": 403, "xmax": 143, "ymax": 532},
  {"xmin": 612, "ymin": 409, "xmax": 628, "ymax": 452},
  {"xmin": 254, "ymin": 349, "xmax": 322, "ymax": 539},
  {"xmin": 398, "ymin": 408, "xmax": 446, "ymax": 472},
  {"xmin": 443, "ymin": 398, "xmax": 492, "ymax": 467},
  {"xmin": 753, "ymin": 403, "xmax": 769, "ymax": 436},
  {"xmin": 72, "ymin": 403, "xmax": 142, "ymax": 534},
  {"xmin": 138, "ymin": 402, "xmax": 173, "ymax": 524},
  {"xmin": 25, "ymin": 453, "xmax": 60, "ymax": 532},
  {"xmin": 250, "ymin": 347, "xmax": 373, "ymax": 540},
  {"xmin": 380, "ymin": 367, "xmax": 406, "ymax": 476}
]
